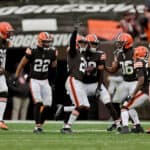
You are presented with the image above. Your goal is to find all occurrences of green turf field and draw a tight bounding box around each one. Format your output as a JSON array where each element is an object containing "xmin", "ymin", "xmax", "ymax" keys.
[{"xmin": 0, "ymin": 121, "xmax": 150, "ymax": 150}]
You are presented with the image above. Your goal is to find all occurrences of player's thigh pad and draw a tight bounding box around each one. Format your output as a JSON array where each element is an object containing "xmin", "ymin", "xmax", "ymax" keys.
[
  {"xmin": 41, "ymin": 79, "xmax": 52, "ymax": 106},
  {"xmin": 100, "ymin": 84, "xmax": 111, "ymax": 104},
  {"xmin": 83, "ymin": 82, "xmax": 97, "ymax": 96},
  {"xmin": 30, "ymin": 79, "xmax": 42, "ymax": 103},
  {"xmin": 65, "ymin": 77, "xmax": 90, "ymax": 107},
  {"xmin": 128, "ymin": 93, "xmax": 149, "ymax": 109},
  {"xmin": 127, "ymin": 81, "xmax": 138, "ymax": 95},
  {"xmin": 0, "ymin": 75, "xmax": 8, "ymax": 92},
  {"xmin": 113, "ymin": 82, "xmax": 129, "ymax": 103}
]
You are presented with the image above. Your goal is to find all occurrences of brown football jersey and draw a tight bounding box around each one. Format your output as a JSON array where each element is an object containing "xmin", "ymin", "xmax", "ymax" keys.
[
  {"xmin": 134, "ymin": 59, "xmax": 149, "ymax": 94},
  {"xmin": 67, "ymin": 29, "xmax": 87, "ymax": 81},
  {"xmin": 115, "ymin": 48, "xmax": 137, "ymax": 81},
  {"xmin": 82, "ymin": 50, "xmax": 105, "ymax": 83},
  {"xmin": 67, "ymin": 50, "xmax": 86, "ymax": 81},
  {"xmin": 25, "ymin": 46, "xmax": 56, "ymax": 80}
]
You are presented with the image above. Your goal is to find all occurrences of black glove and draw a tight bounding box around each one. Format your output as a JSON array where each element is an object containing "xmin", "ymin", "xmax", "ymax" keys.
[
  {"xmin": 11, "ymin": 76, "xmax": 18, "ymax": 87},
  {"xmin": 125, "ymin": 95, "xmax": 133, "ymax": 101}
]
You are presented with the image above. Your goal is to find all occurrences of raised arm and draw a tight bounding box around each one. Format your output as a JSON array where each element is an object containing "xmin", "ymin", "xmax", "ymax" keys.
[{"xmin": 69, "ymin": 28, "xmax": 78, "ymax": 57}]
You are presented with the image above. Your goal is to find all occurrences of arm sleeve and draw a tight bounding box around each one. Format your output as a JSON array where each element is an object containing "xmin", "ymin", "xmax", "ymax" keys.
[
  {"xmin": 51, "ymin": 50, "xmax": 57, "ymax": 62},
  {"xmin": 69, "ymin": 29, "xmax": 77, "ymax": 57}
]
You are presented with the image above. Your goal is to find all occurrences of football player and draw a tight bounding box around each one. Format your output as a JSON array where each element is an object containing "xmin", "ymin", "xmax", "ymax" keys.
[
  {"xmin": 105, "ymin": 33, "xmax": 147, "ymax": 133},
  {"xmin": 82, "ymin": 34, "xmax": 121, "ymax": 130},
  {"xmin": 120, "ymin": 46, "xmax": 149, "ymax": 133},
  {"xmin": 0, "ymin": 22, "xmax": 14, "ymax": 130},
  {"xmin": 15, "ymin": 32, "xmax": 57, "ymax": 133},
  {"xmin": 60, "ymin": 25, "xmax": 90, "ymax": 133}
]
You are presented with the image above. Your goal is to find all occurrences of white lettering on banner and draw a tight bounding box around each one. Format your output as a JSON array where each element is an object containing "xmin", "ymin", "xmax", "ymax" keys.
[
  {"xmin": 11, "ymin": 34, "xmax": 71, "ymax": 48},
  {"xmin": 15, "ymin": 5, "xmax": 39, "ymax": 14},
  {"xmin": 113, "ymin": 4, "xmax": 133, "ymax": 13},
  {"xmin": 33, "ymin": 5, "xmax": 59, "ymax": 13},
  {"xmin": 100, "ymin": 4, "xmax": 115, "ymax": 12},
  {"xmin": 0, "ymin": 6, "xmax": 18, "ymax": 16},
  {"xmin": 55, "ymin": 4, "xmax": 78, "ymax": 13},
  {"xmin": 0, "ymin": 4, "xmax": 145, "ymax": 16},
  {"xmin": 22, "ymin": 35, "xmax": 37, "ymax": 47},
  {"xmin": 53, "ymin": 34, "xmax": 71, "ymax": 46},
  {"xmin": 72, "ymin": 4, "xmax": 100, "ymax": 12},
  {"xmin": 13, "ymin": 35, "xmax": 24, "ymax": 47}
]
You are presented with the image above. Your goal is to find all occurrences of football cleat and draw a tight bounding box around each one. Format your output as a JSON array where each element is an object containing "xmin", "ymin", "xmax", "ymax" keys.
[
  {"xmin": 60, "ymin": 127, "xmax": 72, "ymax": 134},
  {"xmin": 0, "ymin": 121, "xmax": 8, "ymax": 130},
  {"xmin": 107, "ymin": 123, "xmax": 116, "ymax": 131},
  {"xmin": 117, "ymin": 126, "xmax": 121, "ymax": 132},
  {"xmin": 120, "ymin": 126, "xmax": 130, "ymax": 134},
  {"xmin": 33, "ymin": 127, "xmax": 43, "ymax": 134},
  {"xmin": 54, "ymin": 104, "xmax": 64, "ymax": 120},
  {"xmin": 131, "ymin": 124, "xmax": 144, "ymax": 133}
]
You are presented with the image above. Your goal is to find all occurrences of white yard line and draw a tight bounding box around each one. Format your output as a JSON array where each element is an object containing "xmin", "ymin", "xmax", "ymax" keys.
[
  {"xmin": 11, "ymin": 129, "xmax": 107, "ymax": 133},
  {"xmin": 4, "ymin": 120, "xmax": 150, "ymax": 125}
]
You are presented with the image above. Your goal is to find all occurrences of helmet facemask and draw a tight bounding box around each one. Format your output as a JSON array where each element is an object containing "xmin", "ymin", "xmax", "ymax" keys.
[
  {"xmin": 89, "ymin": 42, "xmax": 99, "ymax": 53},
  {"xmin": 42, "ymin": 39, "xmax": 53, "ymax": 50},
  {"xmin": 78, "ymin": 40, "xmax": 88, "ymax": 53},
  {"xmin": 115, "ymin": 40, "xmax": 125, "ymax": 49}
]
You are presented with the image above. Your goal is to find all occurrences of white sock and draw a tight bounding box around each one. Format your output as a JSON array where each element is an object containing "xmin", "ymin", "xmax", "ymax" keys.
[
  {"xmin": 128, "ymin": 109, "xmax": 140, "ymax": 125},
  {"xmin": 68, "ymin": 111, "xmax": 79, "ymax": 126},
  {"xmin": 64, "ymin": 106, "xmax": 75, "ymax": 112},
  {"xmin": 0, "ymin": 102, "xmax": 6, "ymax": 121},
  {"xmin": 64, "ymin": 124, "xmax": 71, "ymax": 128},
  {"xmin": 121, "ymin": 110, "xmax": 129, "ymax": 126}
]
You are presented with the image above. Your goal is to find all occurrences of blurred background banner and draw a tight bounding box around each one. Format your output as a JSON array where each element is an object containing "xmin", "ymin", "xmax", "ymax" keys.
[{"xmin": 0, "ymin": 0, "xmax": 146, "ymax": 48}]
